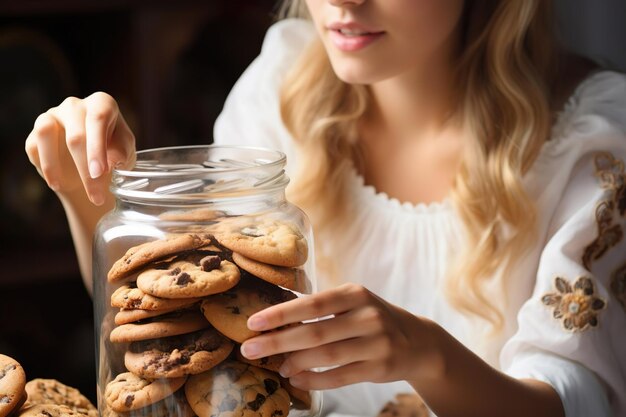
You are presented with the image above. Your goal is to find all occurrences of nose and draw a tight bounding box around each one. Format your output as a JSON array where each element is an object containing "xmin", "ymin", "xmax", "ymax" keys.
[{"xmin": 329, "ymin": 0, "xmax": 365, "ymax": 6}]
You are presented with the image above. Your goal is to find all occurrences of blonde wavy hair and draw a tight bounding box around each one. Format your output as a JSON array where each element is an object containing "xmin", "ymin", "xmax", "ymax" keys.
[{"xmin": 278, "ymin": 0, "xmax": 559, "ymax": 332}]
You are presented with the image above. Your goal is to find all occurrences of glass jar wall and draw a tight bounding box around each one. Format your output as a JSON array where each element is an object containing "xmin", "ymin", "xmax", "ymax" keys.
[{"xmin": 93, "ymin": 145, "xmax": 320, "ymax": 417}]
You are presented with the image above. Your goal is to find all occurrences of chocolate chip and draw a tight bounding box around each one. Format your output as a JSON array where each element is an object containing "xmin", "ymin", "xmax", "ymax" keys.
[
  {"xmin": 219, "ymin": 394, "xmax": 238, "ymax": 411},
  {"xmin": 42, "ymin": 412, "xmax": 53, "ymax": 417},
  {"xmin": 246, "ymin": 393, "xmax": 266, "ymax": 411},
  {"xmin": 175, "ymin": 272, "xmax": 193, "ymax": 286},
  {"xmin": 169, "ymin": 267, "xmax": 182, "ymax": 276},
  {"xmin": 200, "ymin": 255, "xmax": 221, "ymax": 272},
  {"xmin": 227, "ymin": 306, "xmax": 240, "ymax": 315},
  {"xmin": 0, "ymin": 364, "xmax": 16, "ymax": 379},
  {"xmin": 264, "ymin": 378, "xmax": 278, "ymax": 395},
  {"xmin": 125, "ymin": 394, "xmax": 135, "ymax": 408},
  {"xmin": 271, "ymin": 411, "xmax": 284, "ymax": 417}
]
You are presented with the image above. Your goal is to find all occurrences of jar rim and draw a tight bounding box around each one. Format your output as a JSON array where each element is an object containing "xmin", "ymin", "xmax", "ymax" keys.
[
  {"xmin": 111, "ymin": 144, "xmax": 289, "ymax": 203},
  {"xmin": 115, "ymin": 144, "xmax": 286, "ymax": 177}
]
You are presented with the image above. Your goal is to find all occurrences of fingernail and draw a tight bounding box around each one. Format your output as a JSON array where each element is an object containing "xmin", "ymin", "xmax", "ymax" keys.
[
  {"xmin": 241, "ymin": 342, "xmax": 261, "ymax": 359},
  {"xmin": 89, "ymin": 160, "xmax": 103, "ymax": 179},
  {"xmin": 90, "ymin": 192, "xmax": 104, "ymax": 206},
  {"xmin": 248, "ymin": 316, "xmax": 268, "ymax": 331},
  {"xmin": 279, "ymin": 363, "xmax": 291, "ymax": 378}
]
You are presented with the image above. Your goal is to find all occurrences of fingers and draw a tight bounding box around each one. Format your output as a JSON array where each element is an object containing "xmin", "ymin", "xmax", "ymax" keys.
[
  {"xmin": 248, "ymin": 283, "xmax": 376, "ymax": 331},
  {"xmin": 288, "ymin": 361, "xmax": 387, "ymax": 391},
  {"xmin": 26, "ymin": 112, "xmax": 62, "ymax": 190},
  {"xmin": 278, "ymin": 335, "xmax": 389, "ymax": 378},
  {"xmin": 84, "ymin": 92, "xmax": 118, "ymax": 179},
  {"xmin": 53, "ymin": 97, "xmax": 108, "ymax": 205},
  {"xmin": 241, "ymin": 305, "xmax": 387, "ymax": 359},
  {"xmin": 27, "ymin": 92, "xmax": 129, "ymax": 205}
]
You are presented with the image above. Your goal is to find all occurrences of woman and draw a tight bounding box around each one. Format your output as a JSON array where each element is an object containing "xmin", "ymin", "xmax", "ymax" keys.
[{"xmin": 25, "ymin": 0, "xmax": 626, "ymax": 416}]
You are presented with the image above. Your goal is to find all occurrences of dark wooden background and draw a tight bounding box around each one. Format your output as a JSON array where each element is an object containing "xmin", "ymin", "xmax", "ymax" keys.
[{"xmin": 0, "ymin": 0, "xmax": 275, "ymax": 402}]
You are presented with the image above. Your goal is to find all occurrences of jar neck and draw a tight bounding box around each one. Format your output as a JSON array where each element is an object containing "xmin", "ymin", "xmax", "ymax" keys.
[
  {"xmin": 114, "ymin": 188, "xmax": 288, "ymax": 216},
  {"xmin": 110, "ymin": 145, "xmax": 291, "ymax": 216}
]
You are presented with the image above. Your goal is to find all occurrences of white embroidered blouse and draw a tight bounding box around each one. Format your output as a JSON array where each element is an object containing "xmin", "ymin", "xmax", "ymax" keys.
[{"xmin": 213, "ymin": 18, "xmax": 626, "ymax": 417}]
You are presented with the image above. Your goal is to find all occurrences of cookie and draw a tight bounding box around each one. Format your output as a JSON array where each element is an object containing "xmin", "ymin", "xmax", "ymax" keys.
[
  {"xmin": 232, "ymin": 252, "xmax": 309, "ymax": 291},
  {"xmin": 107, "ymin": 234, "xmax": 214, "ymax": 282},
  {"xmin": 114, "ymin": 302, "xmax": 198, "ymax": 326},
  {"xmin": 200, "ymin": 277, "xmax": 297, "ymax": 343},
  {"xmin": 24, "ymin": 379, "xmax": 96, "ymax": 417},
  {"xmin": 17, "ymin": 404, "xmax": 89, "ymax": 417},
  {"xmin": 111, "ymin": 284, "xmax": 201, "ymax": 311},
  {"xmin": 104, "ymin": 372, "xmax": 186, "ymax": 412},
  {"xmin": 109, "ymin": 310, "xmax": 209, "ymax": 343},
  {"xmin": 213, "ymin": 217, "xmax": 308, "ymax": 267},
  {"xmin": 101, "ymin": 390, "xmax": 194, "ymax": 417},
  {"xmin": 236, "ymin": 351, "xmax": 285, "ymax": 374},
  {"xmin": 136, "ymin": 250, "xmax": 240, "ymax": 299},
  {"xmin": 159, "ymin": 208, "xmax": 225, "ymax": 222},
  {"xmin": 124, "ymin": 328, "xmax": 234, "ymax": 379},
  {"xmin": 0, "ymin": 354, "xmax": 26, "ymax": 417},
  {"xmin": 279, "ymin": 376, "xmax": 312, "ymax": 410},
  {"xmin": 377, "ymin": 393, "xmax": 429, "ymax": 417},
  {"xmin": 185, "ymin": 360, "xmax": 290, "ymax": 417}
]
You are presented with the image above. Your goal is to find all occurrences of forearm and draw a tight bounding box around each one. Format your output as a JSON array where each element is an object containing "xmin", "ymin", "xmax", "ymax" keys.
[
  {"xmin": 58, "ymin": 180, "xmax": 114, "ymax": 295},
  {"xmin": 410, "ymin": 323, "xmax": 565, "ymax": 417}
]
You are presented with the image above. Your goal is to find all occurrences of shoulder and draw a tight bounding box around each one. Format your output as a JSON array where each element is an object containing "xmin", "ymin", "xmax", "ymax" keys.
[
  {"xmin": 213, "ymin": 19, "xmax": 317, "ymax": 175},
  {"xmin": 552, "ymin": 67, "xmax": 626, "ymax": 139},
  {"xmin": 249, "ymin": 18, "xmax": 317, "ymax": 87}
]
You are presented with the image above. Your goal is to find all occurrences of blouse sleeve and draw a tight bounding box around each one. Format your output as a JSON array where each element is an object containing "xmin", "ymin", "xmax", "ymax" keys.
[
  {"xmin": 212, "ymin": 18, "xmax": 316, "ymax": 178},
  {"xmin": 500, "ymin": 71, "xmax": 626, "ymax": 417}
]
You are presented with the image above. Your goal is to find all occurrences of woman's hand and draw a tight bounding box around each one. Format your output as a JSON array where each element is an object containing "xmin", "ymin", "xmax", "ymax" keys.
[
  {"xmin": 25, "ymin": 92, "xmax": 136, "ymax": 205},
  {"xmin": 240, "ymin": 283, "xmax": 444, "ymax": 390}
]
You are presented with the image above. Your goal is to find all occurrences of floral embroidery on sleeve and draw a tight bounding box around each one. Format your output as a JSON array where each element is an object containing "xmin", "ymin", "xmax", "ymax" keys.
[
  {"xmin": 582, "ymin": 201, "xmax": 624, "ymax": 270},
  {"xmin": 611, "ymin": 261, "xmax": 626, "ymax": 312},
  {"xmin": 582, "ymin": 152, "xmax": 626, "ymax": 271},
  {"xmin": 541, "ymin": 276, "xmax": 607, "ymax": 332},
  {"xmin": 594, "ymin": 152, "xmax": 625, "ymax": 216}
]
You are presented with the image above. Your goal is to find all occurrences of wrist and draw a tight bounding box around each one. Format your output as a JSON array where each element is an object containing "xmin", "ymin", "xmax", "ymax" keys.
[{"xmin": 406, "ymin": 317, "xmax": 448, "ymax": 385}]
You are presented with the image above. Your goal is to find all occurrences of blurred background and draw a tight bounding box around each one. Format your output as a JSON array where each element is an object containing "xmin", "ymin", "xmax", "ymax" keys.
[{"xmin": 0, "ymin": 0, "xmax": 625, "ymax": 404}]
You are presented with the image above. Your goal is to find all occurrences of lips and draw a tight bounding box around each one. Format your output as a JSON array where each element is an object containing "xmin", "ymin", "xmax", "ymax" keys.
[{"xmin": 326, "ymin": 22, "xmax": 385, "ymax": 52}]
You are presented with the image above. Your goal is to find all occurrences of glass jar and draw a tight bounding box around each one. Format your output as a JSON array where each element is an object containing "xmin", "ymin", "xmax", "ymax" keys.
[{"xmin": 93, "ymin": 145, "xmax": 321, "ymax": 417}]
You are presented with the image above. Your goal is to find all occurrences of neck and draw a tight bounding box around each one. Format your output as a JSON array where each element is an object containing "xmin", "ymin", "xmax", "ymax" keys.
[
  {"xmin": 365, "ymin": 42, "xmax": 460, "ymax": 141},
  {"xmin": 369, "ymin": 69, "xmax": 454, "ymax": 138}
]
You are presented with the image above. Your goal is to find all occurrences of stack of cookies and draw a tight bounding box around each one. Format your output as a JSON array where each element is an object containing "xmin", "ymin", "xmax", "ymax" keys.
[
  {"xmin": 0, "ymin": 353, "xmax": 98, "ymax": 417},
  {"xmin": 103, "ymin": 216, "xmax": 313, "ymax": 417}
]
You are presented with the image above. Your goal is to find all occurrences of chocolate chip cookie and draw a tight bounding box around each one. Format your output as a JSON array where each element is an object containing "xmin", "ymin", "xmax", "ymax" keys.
[
  {"xmin": 124, "ymin": 328, "xmax": 233, "ymax": 379},
  {"xmin": 378, "ymin": 393, "xmax": 429, "ymax": 417},
  {"xmin": 185, "ymin": 360, "xmax": 290, "ymax": 417},
  {"xmin": 107, "ymin": 234, "xmax": 214, "ymax": 282},
  {"xmin": 24, "ymin": 379, "xmax": 97, "ymax": 417},
  {"xmin": 0, "ymin": 354, "xmax": 26, "ymax": 417},
  {"xmin": 114, "ymin": 302, "xmax": 198, "ymax": 326},
  {"xmin": 110, "ymin": 284, "xmax": 201, "ymax": 311},
  {"xmin": 213, "ymin": 217, "xmax": 308, "ymax": 267},
  {"xmin": 200, "ymin": 276, "xmax": 297, "ymax": 343},
  {"xmin": 232, "ymin": 252, "xmax": 309, "ymax": 291},
  {"xmin": 109, "ymin": 310, "xmax": 209, "ymax": 343},
  {"xmin": 104, "ymin": 372, "xmax": 186, "ymax": 412},
  {"xmin": 101, "ymin": 390, "xmax": 194, "ymax": 417},
  {"xmin": 136, "ymin": 250, "xmax": 240, "ymax": 299},
  {"xmin": 17, "ymin": 404, "xmax": 89, "ymax": 417}
]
